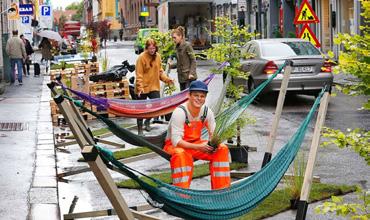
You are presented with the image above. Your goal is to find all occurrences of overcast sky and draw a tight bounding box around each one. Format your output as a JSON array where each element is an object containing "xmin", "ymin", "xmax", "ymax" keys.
[{"xmin": 50, "ymin": 0, "xmax": 82, "ymax": 10}]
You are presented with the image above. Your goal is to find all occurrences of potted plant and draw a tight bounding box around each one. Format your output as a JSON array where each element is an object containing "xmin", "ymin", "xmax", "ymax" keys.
[
  {"xmin": 209, "ymin": 112, "xmax": 256, "ymax": 163},
  {"xmin": 285, "ymin": 152, "xmax": 306, "ymax": 209}
]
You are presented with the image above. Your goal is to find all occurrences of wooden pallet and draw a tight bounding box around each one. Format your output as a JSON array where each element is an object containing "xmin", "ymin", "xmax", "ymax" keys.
[
  {"xmin": 74, "ymin": 62, "xmax": 99, "ymax": 75},
  {"xmin": 50, "ymin": 100, "xmax": 93, "ymax": 125},
  {"xmin": 89, "ymin": 79, "xmax": 130, "ymax": 99},
  {"xmin": 50, "ymin": 68, "xmax": 75, "ymax": 81}
]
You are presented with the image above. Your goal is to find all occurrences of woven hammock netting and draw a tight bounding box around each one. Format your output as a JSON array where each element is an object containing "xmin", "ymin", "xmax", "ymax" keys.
[
  {"xmin": 94, "ymin": 87, "xmax": 324, "ymax": 220},
  {"xmin": 62, "ymin": 61, "xmax": 327, "ymax": 219}
]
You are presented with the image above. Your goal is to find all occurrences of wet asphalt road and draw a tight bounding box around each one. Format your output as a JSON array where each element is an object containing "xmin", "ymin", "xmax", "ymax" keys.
[{"xmin": 56, "ymin": 42, "xmax": 369, "ymax": 219}]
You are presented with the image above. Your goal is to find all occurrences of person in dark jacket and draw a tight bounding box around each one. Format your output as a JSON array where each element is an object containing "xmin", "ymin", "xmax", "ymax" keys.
[
  {"xmin": 20, "ymin": 34, "xmax": 34, "ymax": 76},
  {"xmin": 38, "ymin": 37, "xmax": 53, "ymax": 72},
  {"xmin": 171, "ymin": 26, "xmax": 197, "ymax": 91}
]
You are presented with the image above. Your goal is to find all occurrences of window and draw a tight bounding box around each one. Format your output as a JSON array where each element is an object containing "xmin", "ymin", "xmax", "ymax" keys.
[{"xmin": 261, "ymin": 41, "xmax": 321, "ymax": 58}]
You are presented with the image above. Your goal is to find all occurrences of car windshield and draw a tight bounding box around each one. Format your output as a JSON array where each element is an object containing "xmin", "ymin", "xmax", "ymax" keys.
[{"xmin": 261, "ymin": 41, "xmax": 321, "ymax": 58}]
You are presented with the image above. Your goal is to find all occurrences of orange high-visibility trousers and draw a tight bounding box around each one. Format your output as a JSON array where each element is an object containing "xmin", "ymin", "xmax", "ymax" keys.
[{"xmin": 164, "ymin": 120, "xmax": 231, "ymax": 190}]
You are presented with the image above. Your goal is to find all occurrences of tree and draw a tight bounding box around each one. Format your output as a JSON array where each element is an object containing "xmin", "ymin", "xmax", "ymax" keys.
[
  {"xmin": 66, "ymin": 1, "xmax": 83, "ymax": 22},
  {"xmin": 58, "ymin": 14, "xmax": 67, "ymax": 31},
  {"xmin": 202, "ymin": 16, "xmax": 255, "ymax": 146},
  {"xmin": 316, "ymin": 1, "xmax": 370, "ymax": 219}
]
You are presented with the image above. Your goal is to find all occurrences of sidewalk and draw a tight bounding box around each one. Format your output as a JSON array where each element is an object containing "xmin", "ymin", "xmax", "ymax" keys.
[{"xmin": 0, "ymin": 72, "xmax": 59, "ymax": 219}]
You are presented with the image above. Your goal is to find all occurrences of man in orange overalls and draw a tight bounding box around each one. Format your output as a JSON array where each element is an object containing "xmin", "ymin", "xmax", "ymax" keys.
[{"xmin": 164, "ymin": 80, "xmax": 231, "ymax": 190}]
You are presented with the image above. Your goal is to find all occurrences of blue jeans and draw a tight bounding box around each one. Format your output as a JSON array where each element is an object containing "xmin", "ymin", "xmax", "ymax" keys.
[{"xmin": 10, "ymin": 58, "xmax": 23, "ymax": 83}]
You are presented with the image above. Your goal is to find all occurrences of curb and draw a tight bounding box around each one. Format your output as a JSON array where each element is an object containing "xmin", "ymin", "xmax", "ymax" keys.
[{"xmin": 28, "ymin": 76, "xmax": 60, "ymax": 220}]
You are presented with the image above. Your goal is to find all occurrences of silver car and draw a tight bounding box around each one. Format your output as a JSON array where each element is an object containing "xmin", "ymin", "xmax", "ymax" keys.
[{"xmin": 236, "ymin": 38, "xmax": 333, "ymax": 96}]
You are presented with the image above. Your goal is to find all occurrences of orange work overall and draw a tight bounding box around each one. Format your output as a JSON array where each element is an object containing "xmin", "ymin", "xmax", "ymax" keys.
[{"xmin": 163, "ymin": 114, "xmax": 230, "ymax": 190}]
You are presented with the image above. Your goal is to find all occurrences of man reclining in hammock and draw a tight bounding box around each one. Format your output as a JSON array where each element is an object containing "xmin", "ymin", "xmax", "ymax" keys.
[{"xmin": 164, "ymin": 80, "xmax": 231, "ymax": 190}]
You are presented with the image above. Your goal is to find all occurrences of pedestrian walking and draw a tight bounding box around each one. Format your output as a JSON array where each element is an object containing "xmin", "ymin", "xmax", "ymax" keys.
[
  {"xmin": 171, "ymin": 26, "xmax": 197, "ymax": 91},
  {"xmin": 163, "ymin": 80, "xmax": 230, "ymax": 189},
  {"xmin": 38, "ymin": 37, "xmax": 53, "ymax": 72},
  {"xmin": 135, "ymin": 38, "xmax": 174, "ymax": 135},
  {"xmin": 20, "ymin": 34, "xmax": 34, "ymax": 76},
  {"xmin": 6, "ymin": 30, "xmax": 27, "ymax": 85}
]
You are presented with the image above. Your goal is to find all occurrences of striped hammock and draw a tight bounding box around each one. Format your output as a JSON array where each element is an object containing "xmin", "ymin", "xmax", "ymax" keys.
[{"xmin": 61, "ymin": 62, "xmax": 230, "ymax": 119}]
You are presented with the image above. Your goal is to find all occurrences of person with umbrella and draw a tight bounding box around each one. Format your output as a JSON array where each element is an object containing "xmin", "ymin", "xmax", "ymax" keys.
[{"xmin": 38, "ymin": 37, "xmax": 53, "ymax": 72}]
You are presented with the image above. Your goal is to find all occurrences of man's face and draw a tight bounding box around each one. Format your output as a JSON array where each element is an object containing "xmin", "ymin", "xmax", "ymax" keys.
[
  {"xmin": 189, "ymin": 91, "xmax": 207, "ymax": 109},
  {"xmin": 147, "ymin": 44, "xmax": 156, "ymax": 56}
]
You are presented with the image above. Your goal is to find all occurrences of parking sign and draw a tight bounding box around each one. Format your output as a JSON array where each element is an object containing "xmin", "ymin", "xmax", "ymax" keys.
[
  {"xmin": 41, "ymin": 5, "xmax": 51, "ymax": 16},
  {"xmin": 40, "ymin": 5, "xmax": 53, "ymax": 29},
  {"xmin": 21, "ymin": 16, "xmax": 30, "ymax": 24}
]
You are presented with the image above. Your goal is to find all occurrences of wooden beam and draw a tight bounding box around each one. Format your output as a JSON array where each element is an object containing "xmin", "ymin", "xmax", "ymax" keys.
[
  {"xmin": 296, "ymin": 92, "xmax": 330, "ymax": 220},
  {"xmin": 95, "ymin": 138, "xmax": 125, "ymax": 148},
  {"xmin": 57, "ymin": 167, "xmax": 91, "ymax": 178},
  {"xmin": 56, "ymin": 152, "xmax": 159, "ymax": 179},
  {"xmin": 55, "ymin": 140, "xmax": 77, "ymax": 148},
  {"xmin": 64, "ymin": 208, "xmax": 159, "ymax": 220},
  {"xmin": 262, "ymin": 62, "xmax": 292, "ymax": 167},
  {"xmin": 300, "ymin": 92, "xmax": 330, "ymax": 201},
  {"xmin": 54, "ymin": 95, "xmax": 134, "ymax": 220}
]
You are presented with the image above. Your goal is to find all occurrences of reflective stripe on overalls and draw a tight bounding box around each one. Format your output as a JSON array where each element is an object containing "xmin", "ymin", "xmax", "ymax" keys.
[{"xmin": 163, "ymin": 106, "xmax": 231, "ymax": 190}]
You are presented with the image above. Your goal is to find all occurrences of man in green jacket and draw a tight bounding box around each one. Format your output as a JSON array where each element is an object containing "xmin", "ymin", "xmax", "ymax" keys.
[{"xmin": 6, "ymin": 30, "xmax": 27, "ymax": 85}]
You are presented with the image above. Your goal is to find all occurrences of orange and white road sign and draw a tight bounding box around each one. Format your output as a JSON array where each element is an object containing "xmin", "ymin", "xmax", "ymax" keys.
[
  {"xmin": 294, "ymin": 0, "xmax": 319, "ymax": 24},
  {"xmin": 7, "ymin": 3, "xmax": 19, "ymax": 20},
  {"xmin": 298, "ymin": 24, "xmax": 320, "ymax": 47}
]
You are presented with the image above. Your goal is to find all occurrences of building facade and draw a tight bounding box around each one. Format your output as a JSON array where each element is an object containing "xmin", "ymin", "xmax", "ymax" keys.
[{"xmin": 119, "ymin": 0, "xmax": 159, "ymax": 39}]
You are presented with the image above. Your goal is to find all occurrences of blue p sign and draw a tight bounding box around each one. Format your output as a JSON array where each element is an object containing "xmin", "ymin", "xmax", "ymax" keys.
[
  {"xmin": 21, "ymin": 16, "xmax": 30, "ymax": 24},
  {"xmin": 41, "ymin": 5, "xmax": 51, "ymax": 16}
]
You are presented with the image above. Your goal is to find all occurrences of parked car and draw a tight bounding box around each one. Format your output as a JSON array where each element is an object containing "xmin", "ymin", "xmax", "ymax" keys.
[
  {"xmin": 235, "ymin": 38, "xmax": 333, "ymax": 96},
  {"xmin": 134, "ymin": 28, "xmax": 159, "ymax": 54}
]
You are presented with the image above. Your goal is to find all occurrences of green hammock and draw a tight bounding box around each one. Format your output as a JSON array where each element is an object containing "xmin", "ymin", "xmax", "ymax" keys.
[
  {"xmin": 93, "ymin": 88, "xmax": 325, "ymax": 220},
  {"xmin": 66, "ymin": 63, "xmax": 287, "ymax": 160}
]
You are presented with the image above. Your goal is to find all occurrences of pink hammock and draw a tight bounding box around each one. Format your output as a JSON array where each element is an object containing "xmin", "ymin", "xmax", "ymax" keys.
[{"xmin": 62, "ymin": 74, "xmax": 215, "ymax": 119}]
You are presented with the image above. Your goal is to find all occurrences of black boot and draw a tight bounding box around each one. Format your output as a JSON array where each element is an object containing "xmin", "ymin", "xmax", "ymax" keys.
[
  {"xmin": 138, "ymin": 125, "xmax": 143, "ymax": 135},
  {"xmin": 137, "ymin": 119, "xmax": 144, "ymax": 135},
  {"xmin": 144, "ymin": 119, "xmax": 151, "ymax": 132}
]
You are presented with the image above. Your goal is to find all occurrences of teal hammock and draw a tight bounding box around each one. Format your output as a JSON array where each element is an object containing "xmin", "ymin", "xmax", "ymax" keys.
[
  {"xmin": 66, "ymin": 63, "xmax": 288, "ymax": 160},
  {"xmin": 92, "ymin": 88, "xmax": 326, "ymax": 220}
]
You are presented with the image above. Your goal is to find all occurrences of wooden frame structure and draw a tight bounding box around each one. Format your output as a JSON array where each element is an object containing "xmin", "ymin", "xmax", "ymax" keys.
[{"xmin": 50, "ymin": 87, "xmax": 159, "ymax": 219}]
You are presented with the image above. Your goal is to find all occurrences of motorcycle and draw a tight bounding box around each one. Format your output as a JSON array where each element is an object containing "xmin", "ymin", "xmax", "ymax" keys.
[{"xmin": 89, "ymin": 60, "xmax": 135, "ymax": 83}]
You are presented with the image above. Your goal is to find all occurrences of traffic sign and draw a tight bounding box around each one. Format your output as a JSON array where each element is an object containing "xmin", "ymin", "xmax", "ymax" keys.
[
  {"xmin": 140, "ymin": 6, "xmax": 149, "ymax": 17},
  {"xmin": 7, "ymin": 3, "xmax": 19, "ymax": 20},
  {"xmin": 40, "ymin": 5, "xmax": 51, "ymax": 16},
  {"xmin": 21, "ymin": 16, "xmax": 30, "ymax": 24},
  {"xmin": 19, "ymin": 4, "xmax": 33, "ymax": 16},
  {"xmin": 40, "ymin": 5, "xmax": 53, "ymax": 29},
  {"xmin": 298, "ymin": 24, "xmax": 320, "ymax": 47},
  {"xmin": 294, "ymin": 0, "xmax": 319, "ymax": 24}
]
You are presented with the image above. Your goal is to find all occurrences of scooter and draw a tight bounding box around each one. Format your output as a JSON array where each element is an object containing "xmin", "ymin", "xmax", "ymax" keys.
[{"xmin": 89, "ymin": 60, "xmax": 135, "ymax": 83}]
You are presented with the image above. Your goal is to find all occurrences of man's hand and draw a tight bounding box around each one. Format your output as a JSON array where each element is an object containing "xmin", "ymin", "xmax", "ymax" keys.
[
  {"xmin": 188, "ymin": 74, "xmax": 196, "ymax": 80},
  {"xmin": 197, "ymin": 142, "xmax": 214, "ymax": 153}
]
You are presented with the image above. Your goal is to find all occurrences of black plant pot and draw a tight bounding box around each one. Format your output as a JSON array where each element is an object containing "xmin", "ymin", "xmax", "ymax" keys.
[
  {"xmin": 290, "ymin": 198, "xmax": 299, "ymax": 209},
  {"xmin": 229, "ymin": 147, "xmax": 248, "ymax": 163}
]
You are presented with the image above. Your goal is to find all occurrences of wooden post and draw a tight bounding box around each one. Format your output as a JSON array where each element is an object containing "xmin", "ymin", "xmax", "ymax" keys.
[
  {"xmin": 262, "ymin": 61, "xmax": 292, "ymax": 168},
  {"xmin": 54, "ymin": 95, "xmax": 135, "ymax": 220},
  {"xmin": 296, "ymin": 92, "xmax": 330, "ymax": 220}
]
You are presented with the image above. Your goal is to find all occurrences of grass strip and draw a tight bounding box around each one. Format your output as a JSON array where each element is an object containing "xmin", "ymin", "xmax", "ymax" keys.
[
  {"xmin": 113, "ymin": 147, "xmax": 153, "ymax": 159},
  {"xmin": 116, "ymin": 162, "xmax": 247, "ymax": 189},
  {"xmin": 78, "ymin": 146, "xmax": 152, "ymax": 162},
  {"xmin": 240, "ymin": 183, "xmax": 356, "ymax": 220}
]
